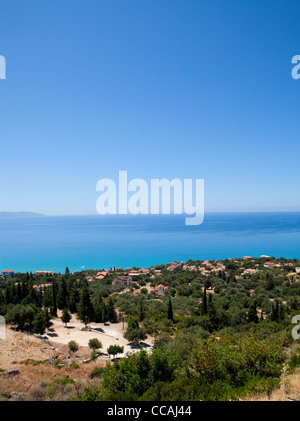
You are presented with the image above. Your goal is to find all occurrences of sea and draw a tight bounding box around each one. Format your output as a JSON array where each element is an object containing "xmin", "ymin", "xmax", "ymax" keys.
[{"xmin": 0, "ymin": 212, "xmax": 299, "ymax": 273}]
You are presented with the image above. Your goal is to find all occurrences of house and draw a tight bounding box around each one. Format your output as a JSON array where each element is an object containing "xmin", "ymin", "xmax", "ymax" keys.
[
  {"xmin": 264, "ymin": 262, "xmax": 275, "ymax": 269},
  {"xmin": 113, "ymin": 276, "xmax": 132, "ymax": 287},
  {"xmin": 32, "ymin": 283, "xmax": 52, "ymax": 290},
  {"xmin": 36, "ymin": 271, "xmax": 53, "ymax": 276},
  {"xmin": 1, "ymin": 270, "xmax": 14, "ymax": 277},
  {"xmin": 128, "ymin": 270, "xmax": 140, "ymax": 276},
  {"xmin": 295, "ymin": 267, "xmax": 300, "ymax": 274},
  {"xmin": 167, "ymin": 262, "xmax": 181, "ymax": 271},
  {"xmin": 95, "ymin": 270, "xmax": 108, "ymax": 280},
  {"xmin": 155, "ymin": 284, "xmax": 168, "ymax": 296},
  {"xmin": 242, "ymin": 268, "xmax": 257, "ymax": 275}
]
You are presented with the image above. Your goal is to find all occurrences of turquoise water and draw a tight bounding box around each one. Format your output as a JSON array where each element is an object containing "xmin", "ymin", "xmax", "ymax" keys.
[{"xmin": 0, "ymin": 212, "xmax": 299, "ymax": 273}]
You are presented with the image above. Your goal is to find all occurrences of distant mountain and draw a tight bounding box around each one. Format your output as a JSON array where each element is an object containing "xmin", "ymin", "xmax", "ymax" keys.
[{"xmin": 0, "ymin": 211, "xmax": 46, "ymax": 218}]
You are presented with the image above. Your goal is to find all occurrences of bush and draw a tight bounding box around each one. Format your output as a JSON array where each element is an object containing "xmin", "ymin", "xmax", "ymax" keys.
[
  {"xmin": 88, "ymin": 338, "xmax": 102, "ymax": 351},
  {"xmin": 48, "ymin": 378, "xmax": 76, "ymax": 401},
  {"xmin": 68, "ymin": 340, "xmax": 79, "ymax": 354},
  {"xmin": 89, "ymin": 367, "xmax": 104, "ymax": 379},
  {"xmin": 27, "ymin": 384, "xmax": 48, "ymax": 401}
]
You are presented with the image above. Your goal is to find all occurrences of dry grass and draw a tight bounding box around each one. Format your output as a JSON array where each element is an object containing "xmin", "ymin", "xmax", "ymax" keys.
[
  {"xmin": 244, "ymin": 367, "xmax": 300, "ymax": 401},
  {"xmin": 0, "ymin": 326, "xmax": 109, "ymax": 401},
  {"xmin": 0, "ymin": 356, "xmax": 107, "ymax": 401}
]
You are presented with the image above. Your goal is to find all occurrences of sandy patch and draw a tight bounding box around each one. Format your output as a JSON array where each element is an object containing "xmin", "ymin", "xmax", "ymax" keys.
[{"xmin": 45, "ymin": 313, "xmax": 153, "ymax": 357}]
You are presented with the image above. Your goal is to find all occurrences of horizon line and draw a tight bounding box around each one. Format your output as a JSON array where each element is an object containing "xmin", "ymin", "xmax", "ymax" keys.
[{"xmin": 1, "ymin": 210, "xmax": 300, "ymax": 217}]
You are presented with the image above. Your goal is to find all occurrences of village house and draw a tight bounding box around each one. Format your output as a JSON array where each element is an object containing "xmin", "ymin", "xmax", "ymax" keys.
[
  {"xmin": 155, "ymin": 284, "xmax": 168, "ymax": 296},
  {"xmin": 113, "ymin": 276, "xmax": 132, "ymax": 287},
  {"xmin": 167, "ymin": 261, "xmax": 181, "ymax": 271},
  {"xmin": 264, "ymin": 262, "xmax": 275, "ymax": 269},
  {"xmin": 296, "ymin": 267, "xmax": 300, "ymax": 274},
  {"xmin": 36, "ymin": 271, "xmax": 53, "ymax": 276},
  {"xmin": 242, "ymin": 268, "xmax": 257, "ymax": 275},
  {"xmin": 285, "ymin": 262, "xmax": 294, "ymax": 267},
  {"xmin": 32, "ymin": 283, "xmax": 52, "ymax": 290},
  {"xmin": 153, "ymin": 270, "xmax": 163, "ymax": 277},
  {"xmin": 128, "ymin": 270, "xmax": 140, "ymax": 276},
  {"xmin": 1, "ymin": 270, "xmax": 14, "ymax": 277},
  {"xmin": 95, "ymin": 270, "xmax": 108, "ymax": 280}
]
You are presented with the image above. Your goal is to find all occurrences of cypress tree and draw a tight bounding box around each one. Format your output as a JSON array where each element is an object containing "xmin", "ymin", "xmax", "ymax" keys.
[
  {"xmin": 208, "ymin": 293, "xmax": 218, "ymax": 330},
  {"xmin": 57, "ymin": 278, "xmax": 67, "ymax": 310},
  {"xmin": 43, "ymin": 307, "xmax": 52, "ymax": 330},
  {"xmin": 77, "ymin": 287, "xmax": 94, "ymax": 326},
  {"xmin": 201, "ymin": 287, "xmax": 207, "ymax": 316},
  {"xmin": 50, "ymin": 280, "xmax": 57, "ymax": 317},
  {"xmin": 68, "ymin": 286, "xmax": 80, "ymax": 314},
  {"xmin": 138, "ymin": 298, "xmax": 146, "ymax": 322},
  {"xmin": 167, "ymin": 297, "xmax": 173, "ymax": 321},
  {"xmin": 107, "ymin": 297, "xmax": 118, "ymax": 323},
  {"xmin": 275, "ymin": 300, "xmax": 279, "ymax": 323},
  {"xmin": 17, "ymin": 282, "xmax": 22, "ymax": 304},
  {"xmin": 61, "ymin": 308, "xmax": 72, "ymax": 327},
  {"xmin": 278, "ymin": 301, "xmax": 284, "ymax": 322},
  {"xmin": 5, "ymin": 284, "xmax": 11, "ymax": 305},
  {"xmin": 247, "ymin": 300, "xmax": 259, "ymax": 323}
]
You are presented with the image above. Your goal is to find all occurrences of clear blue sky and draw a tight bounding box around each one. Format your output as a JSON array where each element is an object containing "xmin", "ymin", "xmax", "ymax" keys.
[{"xmin": 0, "ymin": 0, "xmax": 299, "ymax": 215}]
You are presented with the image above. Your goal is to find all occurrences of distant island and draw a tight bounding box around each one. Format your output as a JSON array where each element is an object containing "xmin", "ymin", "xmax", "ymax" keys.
[{"xmin": 0, "ymin": 211, "xmax": 46, "ymax": 219}]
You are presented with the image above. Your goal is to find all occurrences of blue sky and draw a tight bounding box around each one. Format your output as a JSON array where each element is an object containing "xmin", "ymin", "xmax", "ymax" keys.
[{"xmin": 0, "ymin": 0, "xmax": 299, "ymax": 215}]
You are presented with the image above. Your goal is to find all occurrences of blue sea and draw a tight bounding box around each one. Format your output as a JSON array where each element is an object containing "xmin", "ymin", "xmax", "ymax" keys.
[{"xmin": 0, "ymin": 212, "xmax": 299, "ymax": 273}]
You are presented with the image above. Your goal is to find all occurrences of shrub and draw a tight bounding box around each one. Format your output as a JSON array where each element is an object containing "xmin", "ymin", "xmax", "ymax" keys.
[
  {"xmin": 89, "ymin": 367, "xmax": 104, "ymax": 379},
  {"xmin": 68, "ymin": 340, "xmax": 79, "ymax": 354},
  {"xmin": 88, "ymin": 338, "xmax": 102, "ymax": 351}
]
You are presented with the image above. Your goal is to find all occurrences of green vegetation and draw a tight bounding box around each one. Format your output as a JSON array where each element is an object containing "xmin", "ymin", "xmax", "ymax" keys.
[
  {"xmin": 1, "ymin": 256, "xmax": 300, "ymax": 401},
  {"xmin": 88, "ymin": 338, "xmax": 103, "ymax": 351},
  {"xmin": 68, "ymin": 340, "xmax": 79, "ymax": 354}
]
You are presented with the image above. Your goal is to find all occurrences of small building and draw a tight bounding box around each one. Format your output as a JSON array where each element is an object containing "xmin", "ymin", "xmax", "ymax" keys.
[
  {"xmin": 155, "ymin": 284, "xmax": 168, "ymax": 296},
  {"xmin": 1, "ymin": 270, "xmax": 14, "ymax": 277},
  {"xmin": 95, "ymin": 270, "xmax": 108, "ymax": 280},
  {"xmin": 264, "ymin": 262, "xmax": 275, "ymax": 269},
  {"xmin": 36, "ymin": 271, "xmax": 53, "ymax": 276},
  {"xmin": 242, "ymin": 268, "xmax": 257, "ymax": 275},
  {"xmin": 113, "ymin": 276, "xmax": 132, "ymax": 287},
  {"xmin": 129, "ymin": 270, "xmax": 140, "ymax": 276}
]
